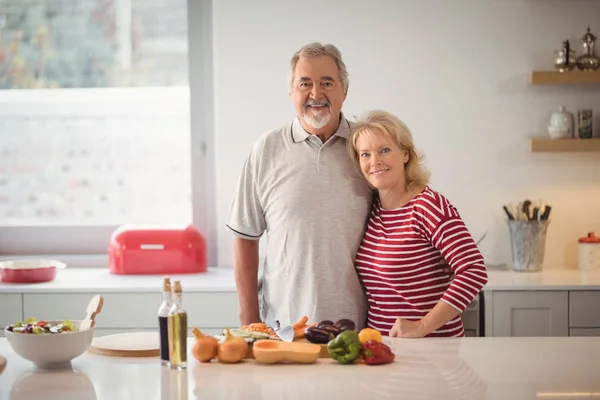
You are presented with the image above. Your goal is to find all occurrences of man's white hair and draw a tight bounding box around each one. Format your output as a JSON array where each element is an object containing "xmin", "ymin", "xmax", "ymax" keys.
[{"xmin": 288, "ymin": 42, "xmax": 349, "ymax": 94}]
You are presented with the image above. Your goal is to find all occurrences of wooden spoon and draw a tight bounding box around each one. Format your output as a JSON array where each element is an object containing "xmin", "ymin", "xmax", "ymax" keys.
[
  {"xmin": 79, "ymin": 295, "xmax": 104, "ymax": 331},
  {"xmin": 0, "ymin": 355, "xmax": 6, "ymax": 374}
]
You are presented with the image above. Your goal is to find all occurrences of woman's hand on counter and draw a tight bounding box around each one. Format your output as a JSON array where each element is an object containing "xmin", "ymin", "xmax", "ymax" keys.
[
  {"xmin": 390, "ymin": 301, "xmax": 461, "ymax": 338},
  {"xmin": 389, "ymin": 318, "xmax": 426, "ymax": 338}
]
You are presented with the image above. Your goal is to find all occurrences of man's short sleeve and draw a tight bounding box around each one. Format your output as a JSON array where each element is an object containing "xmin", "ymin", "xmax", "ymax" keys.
[{"xmin": 225, "ymin": 154, "xmax": 266, "ymax": 240}]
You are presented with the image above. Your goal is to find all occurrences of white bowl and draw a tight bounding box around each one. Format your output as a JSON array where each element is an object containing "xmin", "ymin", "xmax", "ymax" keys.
[{"xmin": 5, "ymin": 320, "xmax": 94, "ymax": 369}]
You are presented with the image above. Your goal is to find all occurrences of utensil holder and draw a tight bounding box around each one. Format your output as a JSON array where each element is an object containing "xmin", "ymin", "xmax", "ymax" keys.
[{"xmin": 507, "ymin": 220, "xmax": 551, "ymax": 272}]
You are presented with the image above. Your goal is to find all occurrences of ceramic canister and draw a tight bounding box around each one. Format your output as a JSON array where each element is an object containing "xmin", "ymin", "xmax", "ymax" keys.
[
  {"xmin": 579, "ymin": 232, "xmax": 600, "ymax": 271},
  {"xmin": 548, "ymin": 105, "xmax": 574, "ymax": 138}
]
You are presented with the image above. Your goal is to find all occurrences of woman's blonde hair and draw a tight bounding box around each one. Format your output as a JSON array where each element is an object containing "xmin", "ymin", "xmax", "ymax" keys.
[{"xmin": 348, "ymin": 110, "xmax": 430, "ymax": 191}]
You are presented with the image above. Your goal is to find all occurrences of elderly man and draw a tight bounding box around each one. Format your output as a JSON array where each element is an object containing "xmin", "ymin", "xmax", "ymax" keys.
[{"xmin": 226, "ymin": 42, "xmax": 373, "ymax": 329}]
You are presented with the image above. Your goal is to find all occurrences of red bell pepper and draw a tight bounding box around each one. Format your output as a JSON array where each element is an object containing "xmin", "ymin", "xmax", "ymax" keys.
[{"xmin": 362, "ymin": 340, "xmax": 395, "ymax": 365}]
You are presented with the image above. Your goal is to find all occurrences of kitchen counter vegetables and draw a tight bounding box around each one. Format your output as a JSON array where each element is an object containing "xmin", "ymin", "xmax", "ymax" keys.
[
  {"xmin": 362, "ymin": 340, "xmax": 395, "ymax": 365},
  {"xmin": 304, "ymin": 318, "xmax": 357, "ymax": 344},
  {"xmin": 191, "ymin": 328, "xmax": 218, "ymax": 362},
  {"xmin": 217, "ymin": 328, "xmax": 249, "ymax": 363},
  {"xmin": 358, "ymin": 328, "xmax": 383, "ymax": 343},
  {"xmin": 5, "ymin": 318, "xmax": 76, "ymax": 334},
  {"xmin": 327, "ymin": 330, "xmax": 362, "ymax": 364}
]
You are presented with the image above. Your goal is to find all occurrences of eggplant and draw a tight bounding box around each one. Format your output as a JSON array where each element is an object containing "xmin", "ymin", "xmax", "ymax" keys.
[
  {"xmin": 333, "ymin": 318, "xmax": 356, "ymax": 332},
  {"xmin": 321, "ymin": 324, "xmax": 342, "ymax": 337},
  {"xmin": 315, "ymin": 320, "xmax": 334, "ymax": 329},
  {"xmin": 304, "ymin": 327, "xmax": 335, "ymax": 344}
]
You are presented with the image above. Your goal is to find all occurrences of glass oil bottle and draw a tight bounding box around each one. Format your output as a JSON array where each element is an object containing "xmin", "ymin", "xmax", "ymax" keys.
[
  {"xmin": 157, "ymin": 277, "xmax": 172, "ymax": 366},
  {"xmin": 168, "ymin": 280, "xmax": 188, "ymax": 369}
]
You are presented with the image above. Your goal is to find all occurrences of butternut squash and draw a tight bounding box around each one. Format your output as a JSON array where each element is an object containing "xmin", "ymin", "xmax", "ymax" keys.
[{"xmin": 252, "ymin": 340, "xmax": 321, "ymax": 364}]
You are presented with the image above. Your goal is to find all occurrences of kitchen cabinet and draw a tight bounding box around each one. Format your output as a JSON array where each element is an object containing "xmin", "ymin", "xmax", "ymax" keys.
[
  {"xmin": 0, "ymin": 291, "xmax": 239, "ymax": 338},
  {"xmin": 485, "ymin": 291, "xmax": 568, "ymax": 337},
  {"xmin": 0, "ymin": 294, "xmax": 23, "ymax": 337},
  {"xmin": 484, "ymin": 290, "xmax": 600, "ymax": 337},
  {"xmin": 461, "ymin": 298, "xmax": 481, "ymax": 337},
  {"xmin": 569, "ymin": 328, "xmax": 600, "ymax": 337},
  {"xmin": 22, "ymin": 292, "xmax": 239, "ymax": 331},
  {"xmin": 569, "ymin": 291, "xmax": 600, "ymax": 327}
]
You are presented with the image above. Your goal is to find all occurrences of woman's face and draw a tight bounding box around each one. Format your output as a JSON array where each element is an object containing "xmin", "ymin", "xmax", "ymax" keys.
[{"xmin": 355, "ymin": 128, "xmax": 408, "ymax": 191}]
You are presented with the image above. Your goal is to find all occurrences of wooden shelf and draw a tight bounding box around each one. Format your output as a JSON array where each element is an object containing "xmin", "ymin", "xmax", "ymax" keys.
[
  {"xmin": 529, "ymin": 70, "xmax": 600, "ymax": 85},
  {"xmin": 530, "ymin": 138, "xmax": 600, "ymax": 152}
]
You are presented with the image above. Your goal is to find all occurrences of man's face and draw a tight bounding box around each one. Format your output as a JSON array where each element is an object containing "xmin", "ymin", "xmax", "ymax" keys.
[{"xmin": 290, "ymin": 55, "xmax": 347, "ymax": 132}]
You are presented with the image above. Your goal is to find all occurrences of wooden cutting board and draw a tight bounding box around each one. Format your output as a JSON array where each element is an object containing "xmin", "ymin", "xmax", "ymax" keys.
[
  {"xmin": 0, "ymin": 355, "xmax": 6, "ymax": 374},
  {"xmin": 88, "ymin": 332, "xmax": 160, "ymax": 358}
]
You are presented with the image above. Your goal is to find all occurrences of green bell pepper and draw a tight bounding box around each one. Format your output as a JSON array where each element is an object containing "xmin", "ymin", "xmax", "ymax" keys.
[{"xmin": 327, "ymin": 330, "xmax": 362, "ymax": 364}]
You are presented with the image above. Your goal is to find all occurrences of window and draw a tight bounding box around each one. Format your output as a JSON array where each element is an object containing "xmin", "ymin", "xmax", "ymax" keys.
[{"xmin": 0, "ymin": 0, "xmax": 213, "ymax": 262}]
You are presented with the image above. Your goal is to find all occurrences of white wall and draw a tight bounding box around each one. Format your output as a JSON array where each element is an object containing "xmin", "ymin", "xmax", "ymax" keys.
[{"xmin": 211, "ymin": 0, "xmax": 600, "ymax": 269}]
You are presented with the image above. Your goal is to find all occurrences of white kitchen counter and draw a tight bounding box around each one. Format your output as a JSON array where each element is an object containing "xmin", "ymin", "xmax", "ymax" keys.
[
  {"xmin": 0, "ymin": 336, "xmax": 599, "ymax": 399},
  {"xmin": 0, "ymin": 267, "xmax": 237, "ymax": 293},
  {"xmin": 2, "ymin": 267, "xmax": 600, "ymax": 294},
  {"xmin": 483, "ymin": 269, "xmax": 600, "ymax": 291}
]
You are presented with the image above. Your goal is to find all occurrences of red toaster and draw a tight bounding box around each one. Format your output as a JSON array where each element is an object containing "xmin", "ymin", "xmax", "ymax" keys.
[{"xmin": 108, "ymin": 225, "xmax": 207, "ymax": 275}]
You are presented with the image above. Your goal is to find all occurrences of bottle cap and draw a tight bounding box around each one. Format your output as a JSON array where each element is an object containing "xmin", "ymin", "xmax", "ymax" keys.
[
  {"xmin": 163, "ymin": 277, "xmax": 171, "ymax": 292},
  {"xmin": 579, "ymin": 232, "xmax": 600, "ymax": 244},
  {"xmin": 172, "ymin": 280, "xmax": 182, "ymax": 293}
]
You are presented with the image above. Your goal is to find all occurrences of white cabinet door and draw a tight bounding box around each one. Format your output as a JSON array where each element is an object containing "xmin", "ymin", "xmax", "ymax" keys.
[
  {"xmin": 569, "ymin": 291, "xmax": 600, "ymax": 328},
  {"xmin": 23, "ymin": 293, "xmax": 162, "ymax": 329},
  {"xmin": 485, "ymin": 291, "xmax": 568, "ymax": 337},
  {"xmin": 0, "ymin": 294, "xmax": 22, "ymax": 337},
  {"xmin": 23, "ymin": 292, "xmax": 239, "ymax": 331}
]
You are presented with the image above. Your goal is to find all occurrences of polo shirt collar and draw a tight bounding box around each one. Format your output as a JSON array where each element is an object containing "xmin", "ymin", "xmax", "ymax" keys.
[{"xmin": 291, "ymin": 113, "xmax": 350, "ymax": 143}]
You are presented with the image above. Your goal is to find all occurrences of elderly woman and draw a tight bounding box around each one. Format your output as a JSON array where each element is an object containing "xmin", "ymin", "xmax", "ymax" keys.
[{"xmin": 348, "ymin": 110, "xmax": 488, "ymax": 338}]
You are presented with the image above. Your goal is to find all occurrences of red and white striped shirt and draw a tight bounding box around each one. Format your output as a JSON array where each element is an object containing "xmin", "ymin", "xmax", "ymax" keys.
[{"xmin": 355, "ymin": 186, "xmax": 488, "ymax": 337}]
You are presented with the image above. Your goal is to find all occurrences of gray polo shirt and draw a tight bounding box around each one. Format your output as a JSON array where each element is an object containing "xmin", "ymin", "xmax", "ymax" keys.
[{"xmin": 226, "ymin": 114, "xmax": 373, "ymax": 329}]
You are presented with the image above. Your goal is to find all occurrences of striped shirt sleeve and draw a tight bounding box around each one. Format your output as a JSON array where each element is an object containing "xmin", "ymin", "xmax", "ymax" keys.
[{"xmin": 416, "ymin": 192, "xmax": 488, "ymax": 312}]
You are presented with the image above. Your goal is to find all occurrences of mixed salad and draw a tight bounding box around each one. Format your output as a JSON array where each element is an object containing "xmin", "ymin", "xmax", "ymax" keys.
[
  {"xmin": 214, "ymin": 328, "xmax": 278, "ymax": 344},
  {"xmin": 5, "ymin": 317, "xmax": 77, "ymax": 334}
]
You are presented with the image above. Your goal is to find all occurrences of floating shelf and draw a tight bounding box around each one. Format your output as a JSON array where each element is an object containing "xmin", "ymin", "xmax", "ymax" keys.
[
  {"xmin": 530, "ymin": 138, "xmax": 600, "ymax": 152},
  {"xmin": 529, "ymin": 70, "xmax": 600, "ymax": 85}
]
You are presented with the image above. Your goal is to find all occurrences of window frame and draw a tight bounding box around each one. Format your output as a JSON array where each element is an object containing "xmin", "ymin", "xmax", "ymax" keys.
[{"xmin": 0, "ymin": 0, "xmax": 217, "ymax": 267}]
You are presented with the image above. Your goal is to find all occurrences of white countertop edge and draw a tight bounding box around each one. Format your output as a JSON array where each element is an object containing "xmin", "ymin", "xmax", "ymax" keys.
[
  {"xmin": 0, "ymin": 287, "xmax": 238, "ymax": 293},
  {"xmin": 481, "ymin": 285, "xmax": 600, "ymax": 291},
  {"xmin": 0, "ymin": 267, "xmax": 238, "ymax": 294},
  {"xmin": 2, "ymin": 266, "xmax": 600, "ymax": 294},
  {"xmin": 481, "ymin": 269, "xmax": 600, "ymax": 291}
]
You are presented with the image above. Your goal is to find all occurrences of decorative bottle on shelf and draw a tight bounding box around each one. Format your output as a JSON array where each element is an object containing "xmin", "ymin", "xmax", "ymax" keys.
[
  {"xmin": 168, "ymin": 280, "xmax": 188, "ymax": 370},
  {"xmin": 554, "ymin": 40, "xmax": 577, "ymax": 72},
  {"xmin": 548, "ymin": 105, "xmax": 574, "ymax": 139},
  {"xmin": 157, "ymin": 277, "xmax": 172, "ymax": 366},
  {"xmin": 576, "ymin": 26, "xmax": 599, "ymax": 71}
]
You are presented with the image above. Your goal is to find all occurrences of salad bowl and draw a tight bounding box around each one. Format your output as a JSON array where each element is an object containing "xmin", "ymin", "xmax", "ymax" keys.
[{"xmin": 5, "ymin": 318, "xmax": 94, "ymax": 369}]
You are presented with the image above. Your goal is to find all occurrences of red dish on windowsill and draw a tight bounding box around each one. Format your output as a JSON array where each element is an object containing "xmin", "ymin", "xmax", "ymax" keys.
[{"xmin": 0, "ymin": 259, "xmax": 66, "ymax": 283}]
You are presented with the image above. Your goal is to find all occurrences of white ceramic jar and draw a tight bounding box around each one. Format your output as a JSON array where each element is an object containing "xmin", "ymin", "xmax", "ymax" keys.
[
  {"xmin": 548, "ymin": 105, "xmax": 574, "ymax": 139},
  {"xmin": 578, "ymin": 232, "xmax": 600, "ymax": 271}
]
